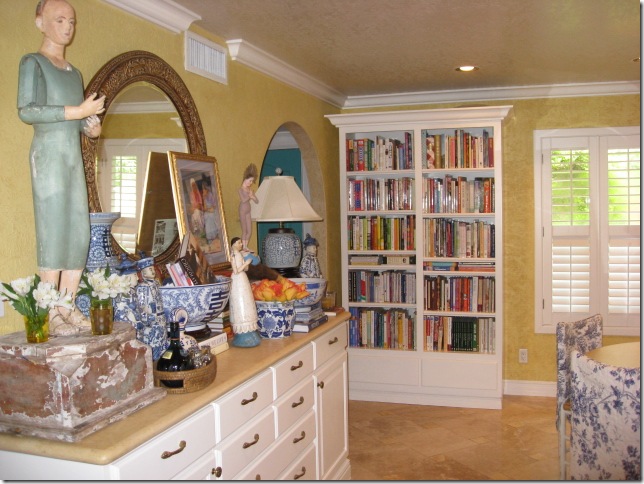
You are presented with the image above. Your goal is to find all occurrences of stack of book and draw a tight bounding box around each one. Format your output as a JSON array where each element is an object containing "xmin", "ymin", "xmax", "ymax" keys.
[
  {"xmin": 197, "ymin": 330, "xmax": 230, "ymax": 355},
  {"xmin": 207, "ymin": 308, "xmax": 233, "ymax": 341},
  {"xmin": 292, "ymin": 301, "xmax": 328, "ymax": 333}
]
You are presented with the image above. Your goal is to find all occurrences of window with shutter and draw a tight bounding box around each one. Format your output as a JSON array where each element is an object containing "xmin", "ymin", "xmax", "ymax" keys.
[{"xmin": 534, "ymin": 127, "xmax": 640, "ymax": 336}]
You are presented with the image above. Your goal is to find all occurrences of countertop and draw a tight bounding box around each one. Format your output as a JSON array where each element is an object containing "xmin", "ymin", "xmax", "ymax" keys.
[{"xmin": 0, "ymin": 313, "xmax": 350, "ymax": 465}]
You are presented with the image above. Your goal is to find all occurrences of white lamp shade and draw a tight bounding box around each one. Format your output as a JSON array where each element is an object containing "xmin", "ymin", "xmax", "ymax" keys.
[{"xmin": 250, "ymin": 175, "xmax": 322, "ymax": 222}]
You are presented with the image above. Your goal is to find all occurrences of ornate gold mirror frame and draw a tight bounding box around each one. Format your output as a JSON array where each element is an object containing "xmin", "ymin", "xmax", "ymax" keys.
[{"xmin": 81, "ymin": 50, "xmax": 207, "ymax": 267}]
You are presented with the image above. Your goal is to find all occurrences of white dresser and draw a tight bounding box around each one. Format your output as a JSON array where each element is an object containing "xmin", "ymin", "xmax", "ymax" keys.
[{"xmin": 0, "ymin": 316, "xmax": 350, "ymax": 480}]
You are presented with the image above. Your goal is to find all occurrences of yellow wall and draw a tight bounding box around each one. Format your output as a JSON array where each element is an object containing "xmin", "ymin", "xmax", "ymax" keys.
[{"xmin": 0, "ymin": 0, "xmax": 638, "ymax": 384}]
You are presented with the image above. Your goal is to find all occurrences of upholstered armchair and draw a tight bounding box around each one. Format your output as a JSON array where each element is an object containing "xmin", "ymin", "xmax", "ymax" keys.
[
  {"xmin": 555, "ymin": 314, "xmax": 603, "ymax": 479},
  {"xmin": 569, "ymin": 350, "xmax": 641, "ymax": 480}
]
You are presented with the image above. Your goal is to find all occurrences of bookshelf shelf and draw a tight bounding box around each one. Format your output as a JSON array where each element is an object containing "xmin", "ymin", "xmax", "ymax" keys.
[{"xmin": 327, "ymin": 106, "xmax": 511, "ymax": 409}]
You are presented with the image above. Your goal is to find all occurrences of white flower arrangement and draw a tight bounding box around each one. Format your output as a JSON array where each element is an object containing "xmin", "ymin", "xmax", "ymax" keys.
[
  {"xmin": 0, "ymin": 274, "xmax": 73, "ymax": 339},
  {"xmin": 78, "ymin": 267, "xmax": 137, "ymax": 303}
]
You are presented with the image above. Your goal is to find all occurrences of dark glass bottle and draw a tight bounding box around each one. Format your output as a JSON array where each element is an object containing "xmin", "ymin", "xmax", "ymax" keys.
[{"xmin": 156, "ymin": 321, "xmax": 194, "ymax": 388}]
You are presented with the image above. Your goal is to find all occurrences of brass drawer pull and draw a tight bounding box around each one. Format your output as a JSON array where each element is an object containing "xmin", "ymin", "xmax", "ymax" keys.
[
  {"xmin": 161, "ymin": 440, "xmax": 186, "ymax": 459},
  {"xmin": 242, "ymin": 433, "xmax": 260, "ymax": 449},
  {"xmin": 294, "ymin": 466, "xmax": 307, "ymax": 480},
  {"xmin": 241, "ymin": 391, "xmax": 258, "ymax": 405},
  {"xmin": 291, "ymin": 396, "xmax": 305, "ymax": 408},
  {"xmin": 292, "ymin": 430, "xmax": 306, "ymax": 444},
  {"xmin": 329, "ymin": 336, "xmax": 339, "ymax": 345},
  {"xmin": 255, "ymin": 474, "xmax": 261, "ymax": 480},
  {"xmin": 290, "ymin": 360, "xmax": 304, "ymax": 371},
  {"xmin": 318, "ymin": 381, "xmax": 324, "ymax": 389},
  {"xmin": 211, "ymin": 467, "xmax": 222, "ymax": 477}
]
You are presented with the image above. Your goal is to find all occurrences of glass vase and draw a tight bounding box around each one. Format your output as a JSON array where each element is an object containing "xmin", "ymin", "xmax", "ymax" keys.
[
  {"xmin": 90, "ymin": 299, "xmax": 114, "ymax": 335},
  {"xmin": 23, "ymin": 314, "xmax": 49, "ymax": 343}
]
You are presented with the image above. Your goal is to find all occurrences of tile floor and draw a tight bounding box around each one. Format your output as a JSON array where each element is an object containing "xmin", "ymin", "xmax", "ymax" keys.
[{"xmin": 348, "ymin": 395, "xmax": 560, "ymax": 480}]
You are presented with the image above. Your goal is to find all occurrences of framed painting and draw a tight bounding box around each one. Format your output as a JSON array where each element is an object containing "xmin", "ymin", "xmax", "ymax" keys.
[{"xmin": 168, "ymin": 151, "xmax": 231, "ymax": 271}]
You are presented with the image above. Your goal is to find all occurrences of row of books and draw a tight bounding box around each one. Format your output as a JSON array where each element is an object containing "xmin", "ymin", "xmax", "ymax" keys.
[
  {"xmin": 348, "ymin": 270, "xmax": 416, "ymax": 304},
  {"xmin": 424, "ymin": 316, "xmax": 496, "ymax": 353},
  {"xmin": 423, "ymin": 261, "xmax": 495, "ymax": 272},
  {"xmin": 423, "ymin": 176, "xmax": 494, "ymax": 214},
  {"xmin": 349, "ymin": 254, "xmax": 417, "ymax": 266},
  {"xmin": 347, "ymin": 177, "xmax": 414, "ymax": 212},
  {"xmin": 423, "ymin": 276, "xmax": 496, "ymax": 313},
  {"xmin": 348, "ymin": 307, "xmax": 416, "ymax": 350},
  {"xmin": 423, "ymin": 218, "xmax": 495, "ymax": 259},
  {"xmin": 346, "ymin": 133, "xmax": 413, "ymax": 172},
  {"xmin": 422, "ymin": 129, "xmax": 494, "ymax": 170},
  {"xmin": 347, "ymin": 215, "xmax": 416, "ymax": 251}
]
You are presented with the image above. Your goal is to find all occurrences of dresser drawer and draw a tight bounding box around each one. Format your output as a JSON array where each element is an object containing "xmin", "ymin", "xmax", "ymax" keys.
[
  {"xmin": 277, "ymin": 441, "xmax": 318, "ymax": 481},
  {"xmin": 213, "ymin": 406, "xmax": 276, "ymax": 480},
  {"xmin": 233, "ymin": 409, "xmax": 316, "ymax": 481},
  {"xmin": 274, "ymin": 376, "xmax": 314, "ymax": 436},
  {"xmin": 212, "ymin": 369, "xmax": 273, "ymax": 443},
  {"xmin": 112, "ymin": 406, "xmax": 215, "ymax": 481},
  {"xmin": 313, "ymin": 323, "xmax": 347, "ymax": 369},
  {"xmin": 272, "ymin": 344, "xmax": 314, "ymax": 397},
  {"xmin": 171, "ymin": 449, "xmax": 215, "ymax": 480}
]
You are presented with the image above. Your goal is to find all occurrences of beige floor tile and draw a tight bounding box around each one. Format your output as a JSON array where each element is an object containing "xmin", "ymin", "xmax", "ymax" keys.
[{"xmin": 348, "ymin": 396, "xmax": 560, "ymax": 481}]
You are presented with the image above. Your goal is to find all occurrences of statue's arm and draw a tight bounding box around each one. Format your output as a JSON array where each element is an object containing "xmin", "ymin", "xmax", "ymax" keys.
[{"xmin": 17, "ymin": 55, "xmax": 66, "ymax": 125}]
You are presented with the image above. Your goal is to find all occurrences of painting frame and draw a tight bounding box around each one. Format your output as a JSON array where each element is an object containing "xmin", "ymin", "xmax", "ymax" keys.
[{"xmin": 168, "ymin": 151, "xmax": 231, "ymax": 272}]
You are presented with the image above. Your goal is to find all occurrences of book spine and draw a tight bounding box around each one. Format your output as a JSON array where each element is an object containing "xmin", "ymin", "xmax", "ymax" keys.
[{"xmin": 177, "ymin": 257, "xmax": 201, "ymax": 285}]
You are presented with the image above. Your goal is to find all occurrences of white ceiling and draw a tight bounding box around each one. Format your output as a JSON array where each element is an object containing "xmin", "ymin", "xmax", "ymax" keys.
[{"xmin": 104, "ymin": 0, "xmax": 641, "ymax": 107}]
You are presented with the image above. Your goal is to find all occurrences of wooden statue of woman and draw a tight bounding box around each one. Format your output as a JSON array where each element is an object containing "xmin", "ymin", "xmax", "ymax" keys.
[{"xmin": 17, "ymin": 0, "xmax": 105, "ymax": 335}]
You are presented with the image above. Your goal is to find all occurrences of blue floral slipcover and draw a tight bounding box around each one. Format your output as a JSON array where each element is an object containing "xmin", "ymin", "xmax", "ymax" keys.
[
  {"xmin": 556, "ymin": 314, "xmax": 604, "ymax": 430},
  {"xmin": 570, "ymin": 350, "xmax": 641, "ymax": 480}
]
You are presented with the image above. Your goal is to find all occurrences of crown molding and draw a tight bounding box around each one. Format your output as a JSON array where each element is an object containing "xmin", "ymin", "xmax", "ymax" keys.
[
  {"xmin": 99, "ymin": 1, "xmax": 639, "ymax": 108},
  {"xmin": 342, "ymin": 81, "xmax": 641, "ymax": 109},
  {"xmin": 109, "ymin": 100, "xmax": 176, "ymax": 114},
  {"xmin": 226, "ymin": 39, "xmax": 346, "ymax": 108},
  {"xmin": 101, "ymin": 0, "xmax": 200, "ymax": 33}
]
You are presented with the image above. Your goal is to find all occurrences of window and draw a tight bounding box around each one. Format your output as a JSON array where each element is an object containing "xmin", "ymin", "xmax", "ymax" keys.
[
  {"xmin": 534, "ymin": 127, "xmax": 640, "ymax": 335},
  {"xmin": 97, "ymin": 138, "xmax": 186, "ymax": 253}
]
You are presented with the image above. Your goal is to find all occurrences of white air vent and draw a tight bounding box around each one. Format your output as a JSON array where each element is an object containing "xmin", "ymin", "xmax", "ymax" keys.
[{"xmin": 184, "ymin": 31, "xmax": 227, "ymax": 84}]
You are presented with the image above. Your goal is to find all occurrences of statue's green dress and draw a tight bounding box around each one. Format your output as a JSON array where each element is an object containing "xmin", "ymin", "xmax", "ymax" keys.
[{"xmin": 17, "ymin": 53, "xmax": 90, "ymax": 271}]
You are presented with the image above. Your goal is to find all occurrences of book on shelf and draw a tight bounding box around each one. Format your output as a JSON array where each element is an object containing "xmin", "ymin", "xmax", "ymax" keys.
[
  {"xmin": 349, "ymin": 254, "xmax": 416, "ymax": 266},
  {"xmin": 426, "ymin": 261, "xmax": 458, "ymax": 271},
  {"xmin": 457, "ymin": 261, "xmax": 495, "ymax": 272},
  {"xmin": 292, "ymin": 313, "xmax": 328, "ymax": 333}
]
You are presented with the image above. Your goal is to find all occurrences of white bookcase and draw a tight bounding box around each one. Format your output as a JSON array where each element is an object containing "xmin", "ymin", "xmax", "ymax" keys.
[{"xmin": 326, "ymin": 106, "xmax": 512, "ymax": 409}]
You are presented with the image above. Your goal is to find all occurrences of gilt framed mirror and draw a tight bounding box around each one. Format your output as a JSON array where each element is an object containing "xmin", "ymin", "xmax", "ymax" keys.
[{"xmin": 81, "ymin": 50, "xmax": 207, "ymax": 268}]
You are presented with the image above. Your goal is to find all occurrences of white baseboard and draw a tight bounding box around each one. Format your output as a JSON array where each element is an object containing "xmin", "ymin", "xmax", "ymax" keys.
[{"xmin": 503, "ymin": 380, "xmax": 556, "ymax": 397}]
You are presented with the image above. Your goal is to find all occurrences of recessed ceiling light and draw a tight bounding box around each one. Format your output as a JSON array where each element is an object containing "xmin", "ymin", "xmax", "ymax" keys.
[{"xmin": 456, "ymin": 65, "xmax": 479, "ymax": 72}]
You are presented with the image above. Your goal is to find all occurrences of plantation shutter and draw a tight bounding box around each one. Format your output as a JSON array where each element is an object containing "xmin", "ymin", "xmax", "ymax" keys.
[{"xmin": 535, "ymin": 127, "xmax": 640, "ymax": 336}]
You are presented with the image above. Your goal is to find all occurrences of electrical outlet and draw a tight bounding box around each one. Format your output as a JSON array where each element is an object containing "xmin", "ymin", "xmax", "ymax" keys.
[{"xmin": 519, "ymin": 348, "xmax": 528, "ymax": 364}]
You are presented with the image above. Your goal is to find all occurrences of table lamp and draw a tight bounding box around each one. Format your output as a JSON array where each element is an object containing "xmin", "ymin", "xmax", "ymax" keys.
[{"xmin": 250, "ymin": 169, "xmax": 322, "ymax": 277}]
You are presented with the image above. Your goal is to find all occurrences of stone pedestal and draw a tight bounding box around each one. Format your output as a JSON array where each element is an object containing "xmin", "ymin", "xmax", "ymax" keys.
[{"xmin": 0, "ymin": 322, "xmax": 166, "ymax": 442}]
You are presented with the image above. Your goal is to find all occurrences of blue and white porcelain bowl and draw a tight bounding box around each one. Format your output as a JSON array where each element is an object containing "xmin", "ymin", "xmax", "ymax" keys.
[
  {"xmin": 255, "ymin": 300, "xmax": 295, "ymax": 338},
  {"xmin": 160, "ymin": 276, "xmax": 231, "ymax": 327},
  {"xmin": 290, "ymin": 278, "xmax": 327, "ymax": 308}
]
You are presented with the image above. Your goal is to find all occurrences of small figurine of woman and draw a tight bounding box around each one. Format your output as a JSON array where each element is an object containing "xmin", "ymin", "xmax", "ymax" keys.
[
  {"xmin": 238, "ymin": 164, "xmax": 259, "ymax": 250},
  {"xmin": 299, "ymin": 233, "xmax": 322, "ymax": 278},
  {"xmin": 229, "ymin": 237, "xmax": 261, "ymax": 347}
]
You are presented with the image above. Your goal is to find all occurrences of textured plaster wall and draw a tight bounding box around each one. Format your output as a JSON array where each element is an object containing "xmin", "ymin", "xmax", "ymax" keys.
[
  {"xmin": 0, "ymin": 1, "xmax": 638, "ymax": 384},
  {"xmin": 0, "ymin": 0, "xmax": 341, "ymax": 335}
]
